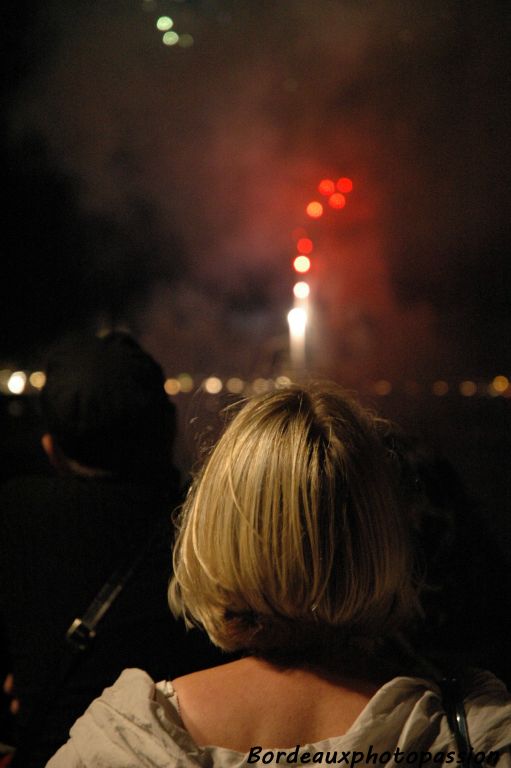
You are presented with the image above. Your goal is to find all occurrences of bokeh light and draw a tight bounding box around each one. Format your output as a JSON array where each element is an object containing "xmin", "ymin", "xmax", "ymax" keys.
[
  {"xmin": 275, "ymin": 376, "xmax": 292, "ymax": 388},
  {"xmin": 287, "ymin": 307, "xmax": 307, "ymax": 333},
  {"xmin": 7, "ymin": 371, "xmax": 26, "ymax": 395},
  {"xmin": 178, "ymin": 33, "xmax": 194, "ymax": 48},
  {"xmin": 29, "ymin": 371, "xmax": 46, "ymax": 389},
  {"xmin": 163, "ymin": 30, "xmax": 179, "ymax": 46},
  {"xmin": 293, "ymin": 281, "xmax": 310, "ymax": 299},
  {"xmin": 164, "ymin": 378, "xmax": 180, "ymax": 395},
  {"xmin": 177, "ymin": 373, "xmax": 194, "ymax": 392},
  {"xmin": 204, "ymin": 376, "xmax": 222, "ymax": 394},
  {"xmin": 459, "ymin": 380, "xmax": 477, "ymax": 397},
  {"xmin": 226, "ymin": 377, "xmax": 244, "ymax": 394},
  {"xmin": 293, "ymin": 255, "xmax": 311, "ymax": 273},
  {"xmin": 336, "ymin": 177, "xmax": 353, "ymax": 193},
  {"xmin": 296, "ymin": 237, "xmax": 313, "ymax": 255},
  {"xmin": 156, "ymin": 16, "xmax": 174, "ymax": 31},
  {"xmin": 373, "ymin": 380, "xmax": 392, "ymax": 396},
  {"xmin": 306, "ymin": 201, "xmax": 323, "ymax": 218},
  {"xmin": 492, "ymin": 375, "xmax": 509, "ymax": 393},
  {"xmin": 328, "ymin": 193, "xmax": 346, "ymax": 209},
  {"xmin": 252, "ymin": 378, "xmax": 271, "ymax": 394},
  {"xmin": 318, "ymin": 179, "xmax": 335, "ymax": 196},
  {"xmin": 432, "ymin": 380, "xmax": 449, "ymax": 396}
]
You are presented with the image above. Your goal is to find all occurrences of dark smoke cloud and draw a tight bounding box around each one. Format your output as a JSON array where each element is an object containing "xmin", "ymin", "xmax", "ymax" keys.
[{"xmin": 4, "ymin": 0, "xmax": 510, "ymax": 378}]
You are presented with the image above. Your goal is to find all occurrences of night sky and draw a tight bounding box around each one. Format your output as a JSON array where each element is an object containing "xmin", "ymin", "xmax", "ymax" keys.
[{"xmin": 1, "ymin": 0, "xmax": 510, "ymax": 383}]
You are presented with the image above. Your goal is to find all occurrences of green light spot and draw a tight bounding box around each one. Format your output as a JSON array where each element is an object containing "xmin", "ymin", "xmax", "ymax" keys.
[
  {"xmin": 162, "ymin": 30, "xmax": 179, "ymax": 46},
  {"xmin": 156, "ymin": 16, "xmax": 173, "ymax": 31}
]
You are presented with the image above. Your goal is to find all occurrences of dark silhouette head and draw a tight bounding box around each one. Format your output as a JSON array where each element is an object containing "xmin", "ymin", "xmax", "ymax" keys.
[{"xmin": 40, "ymin": 331, "xmax": 176, "ymax": 480}]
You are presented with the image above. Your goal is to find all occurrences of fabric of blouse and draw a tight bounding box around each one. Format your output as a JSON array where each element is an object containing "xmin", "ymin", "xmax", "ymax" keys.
[{"xmin": 46, "ymin": 667, "xmax": 511, "ymax": 768}]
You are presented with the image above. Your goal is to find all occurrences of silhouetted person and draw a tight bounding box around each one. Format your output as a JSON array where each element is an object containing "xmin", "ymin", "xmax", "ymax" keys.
[
  {"xmin": 0, "ymin": 331, "xmax": 222, "ymax": 767},
  {"xmin": 386, "ymin": 430, "xmax": 511, "ymax": 687}
]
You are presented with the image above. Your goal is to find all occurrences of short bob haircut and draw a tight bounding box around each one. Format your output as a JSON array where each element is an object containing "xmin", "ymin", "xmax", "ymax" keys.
[{"xmin": 169, "ymin": 383, "xmax": 418, "ymax": 656}]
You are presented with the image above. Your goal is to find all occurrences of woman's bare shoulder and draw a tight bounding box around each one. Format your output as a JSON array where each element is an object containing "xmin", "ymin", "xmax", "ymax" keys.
[{"xmin": 171, "ymin": 657, "xmax": 378, "ymax": 752}]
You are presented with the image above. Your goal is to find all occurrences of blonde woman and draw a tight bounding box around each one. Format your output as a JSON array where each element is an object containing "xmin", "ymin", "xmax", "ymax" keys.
[{"xmin": 48, "ymin": 384, "xmax": 511, "ymax": 767}]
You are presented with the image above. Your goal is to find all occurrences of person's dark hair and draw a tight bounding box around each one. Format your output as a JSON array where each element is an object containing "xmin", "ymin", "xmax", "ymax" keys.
[
  {"xmin": 387, "ymin": 430, "xmax": 509, "ymax": 681},
  {"xmin": 40, "ymin": 331, "xmax": 175, "ymax": 479}
]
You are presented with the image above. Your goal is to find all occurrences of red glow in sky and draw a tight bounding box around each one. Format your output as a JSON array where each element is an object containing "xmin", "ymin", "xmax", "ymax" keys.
[
  {"xmin": 336, "ymin": 177, "xmax": 353, "ymax": 193},
  {"xmin": 292, "ymin": 227, "xmax": 308, "ymax": 241},
  {"xmin": 318, "ymin": 179, "xmax": 335, "ymax": 196},
  {"xmin": 328, "ymin": 192, "xmax": 346, "ymax": 209},
  {"xmin": 297, "ymin": 237, "xmax": 313, "ymax": 254}
]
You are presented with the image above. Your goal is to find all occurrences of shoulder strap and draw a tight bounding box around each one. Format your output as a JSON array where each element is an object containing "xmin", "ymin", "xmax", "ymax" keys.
[
  {"xmin": 438, "ymin": 676, "xmax": 477, "ymax": 768},
  {"xmin": 15, "ymin": 516, "xmax": 168, "ymax": 759},
  {"xmin": 65, "ymin": 521, "xmax": 163, "ymax": 652}
]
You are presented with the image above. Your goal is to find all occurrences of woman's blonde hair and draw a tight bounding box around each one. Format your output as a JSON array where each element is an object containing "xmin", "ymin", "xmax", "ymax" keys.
[{"xmin": 169, "ymin": 383, "xmax": 418, "ymax": 655}]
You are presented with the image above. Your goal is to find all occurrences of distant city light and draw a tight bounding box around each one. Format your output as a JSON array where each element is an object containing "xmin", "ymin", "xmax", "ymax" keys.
[
  {"xmin": 252, "ymin": 378, "xmax": 270, "ymax": 394},
  {"xmin": 306, "ymin": 201, "xmax": 323, "ymax": 218},
  {"xmin": 162, "ymin": 30, "xmax": 179, "ymax": 46},
  {"xmin": 492, "ymin": 375, "xmax": 509, "ymax": 393},
  {"xmin": 432, "ymin": 380, "xmax": 449, "ymax": 396},
  {"xmin": 164, "ymin": 378, "xmax": 180, "ymax": 395},
  {"xmin": 204, "ymin": 376, "xmax": 222, "ymax": 394},
  {"xmin": 153, "ymin": 375, "xmax": 511, "ymax": 398},
  {"xmin": 177, "ymin": 373, "xmax": 194, "ymax": 392},
  {"xmin": 226, "ymin": 377, "xmax": 244, "ymax": 394},
  {"xmin": 328, "ymin": 192, "xmax": 346, "ymax": 209},
  {"xmin": 156, "ymin": 16, "xmax": 174, "ymax": 31},
  {"xmin": 275, "ymin": 376, "xmax": 292, "ymax": 388},
  {"xmin": 336, "ymin": 177, "xmax": 353, "ymax": 193},
  {"xmin": 296, "ymin": 237, "xmax": 313, "ymax": 255},
  {"xmin": 318, "ymin": 179, "xmax": 335, "ymax": 196},
  {"xmin": 178, "ymin": 33, "xmax": 194, "ymax": 48},
  {"xmin": 293, "ymin": 255, "xmax": 311, "ymax": 273},
  {"xmin": 373, "ymin": 380, "xmax": 392, "ymax": 396},
  {"xmin": 293, "ymin": 281, "xmax": 310, "ymax": 299},
  {"xmin": 459, "ymin": 380, "xmax": 477, "ymax": 397},
  {"xmin": 29, "ymin": 371, "xmax": 46, "ymax": 389},
  {"xmin": 7, "ymin": 371, "xmax": 27, "ymax": 395}
]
